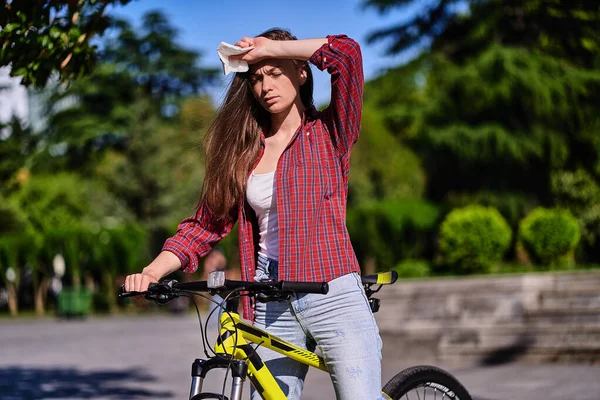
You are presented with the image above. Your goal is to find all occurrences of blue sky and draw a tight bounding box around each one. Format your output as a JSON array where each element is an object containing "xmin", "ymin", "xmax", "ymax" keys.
[{"xmin": 112, "ymin": 0, "xmax": 424, "ymax": 106}]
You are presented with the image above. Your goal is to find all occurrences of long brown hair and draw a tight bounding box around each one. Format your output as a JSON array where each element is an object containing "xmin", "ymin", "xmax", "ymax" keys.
[{"xmin": 201, "ymin": 28, "xmax": 315, "ymax": 218}]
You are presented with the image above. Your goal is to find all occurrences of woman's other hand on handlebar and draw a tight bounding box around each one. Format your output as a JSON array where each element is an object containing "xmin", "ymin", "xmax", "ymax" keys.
[
  {"xmin": 124, "ymin": 271, "xmax": 160, "ymax": 293},
  {"xmin": 123, "ymin": 251, "xmax": 182, "ymax": 293}
]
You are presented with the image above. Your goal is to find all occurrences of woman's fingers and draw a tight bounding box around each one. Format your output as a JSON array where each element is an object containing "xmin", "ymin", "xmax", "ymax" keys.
[
  {"xmin": 228, "ymin": 51, "xmax": 251, "ymax": 62},
  {"xmin": 132, "ymin": 273, "xmax": 142, "ymax": 292},
  {"xmin": 235, "ymin": 37, "xmax": 254, "ymax": 48},
  {"xmin": 124, "ymin": 273, "xmax": 157, "ymax": 292},
  {"xmin": 141, "ymin": 274, "xmax": 154, "ymax": 291}
]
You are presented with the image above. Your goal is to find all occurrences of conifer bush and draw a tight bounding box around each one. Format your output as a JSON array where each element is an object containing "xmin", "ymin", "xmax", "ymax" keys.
[
  {"xmin": 438, "ymin": 205, "xmax": 512, "ymax": 274},
  {"xmin": 518, "ymin": 207, "xmax": 580, "ymax": 268}
]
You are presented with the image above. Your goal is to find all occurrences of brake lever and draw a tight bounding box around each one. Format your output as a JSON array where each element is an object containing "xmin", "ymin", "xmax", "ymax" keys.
[
  {"xmin": 254, "ymin": 280, "xmax": 293, "ymax": 303},
  {"xmin": 146, "ymin": 280, "xmax": 179, "ymax": 305},
  {"xmin": 118, "ymin": 281, "xmax": 179, "ymax": 305}
]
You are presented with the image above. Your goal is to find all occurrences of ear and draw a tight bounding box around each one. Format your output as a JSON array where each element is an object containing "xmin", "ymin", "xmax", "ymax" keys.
[{"xmin": 299, "ymin": 67, "xmax": 308, "ymax": 85}]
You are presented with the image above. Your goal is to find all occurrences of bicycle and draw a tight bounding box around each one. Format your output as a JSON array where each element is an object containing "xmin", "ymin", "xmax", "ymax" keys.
[{"xmin": 120, "ymin": 270, "xmax": 472, "ymax": 400}]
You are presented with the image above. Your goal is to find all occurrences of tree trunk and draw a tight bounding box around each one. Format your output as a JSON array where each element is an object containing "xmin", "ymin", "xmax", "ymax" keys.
[
  {"xmin": 364, "ymin": 255, "xmax": 376, "ymax": 275},
  {"xmin": 104, "ymin": 272, "xmax": 118, "ymax": 314},
  {"xmin": 7, "ymin": 282, "xmax": 18, "ymax": 316},
  {"xmin": 34, "ymin": 278, "xmax": 50, "ymax": 316},
  {"xmin": 72, "ymin": 268, "xmax": 81, "ymax": 290}
]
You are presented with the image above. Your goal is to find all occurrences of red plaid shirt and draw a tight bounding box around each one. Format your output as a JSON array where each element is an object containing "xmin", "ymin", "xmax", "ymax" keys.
[{"xmin": 163, "ymin": 35, "xmax": 364, "ymax": 320}]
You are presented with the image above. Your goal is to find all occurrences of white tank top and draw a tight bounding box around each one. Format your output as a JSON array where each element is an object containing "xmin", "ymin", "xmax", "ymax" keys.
[{"xmin": 246, "ymin": 170, "xmax": 279, "ymax": 260}]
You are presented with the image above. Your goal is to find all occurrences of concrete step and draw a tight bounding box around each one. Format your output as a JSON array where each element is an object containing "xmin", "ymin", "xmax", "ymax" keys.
[
  {"xmin": 524, "ymin": 307, "xmax": 600, "ymax": 325},
  {"xmin": 374, "ymin": 271, "xmax": 600, "ymax": 364},
  {"xmin": 438, "ymin": 324, "xmax": 600, "ymax": 364},
  {"xmin": 538, "ymin": 288, "xmax": 600, "ymax": 310},
  {"xmin": 439, "ymin": 324, "xmax": 600, "ymax": 350}
]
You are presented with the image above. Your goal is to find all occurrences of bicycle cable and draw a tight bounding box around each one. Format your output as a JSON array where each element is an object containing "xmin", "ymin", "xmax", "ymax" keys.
[{"xmin": 174, "ymin": 291, "xmax": 213, "ymax": 358}]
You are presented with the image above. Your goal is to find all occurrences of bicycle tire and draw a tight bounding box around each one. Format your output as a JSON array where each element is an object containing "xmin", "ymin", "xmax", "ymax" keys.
[
  {"xmin": 382, "ymin": 365, "xmax": 472, "ymax": 400},
  {"xmin": 190, "ymin": 393, "xmax": 228, "ymax": 400}
]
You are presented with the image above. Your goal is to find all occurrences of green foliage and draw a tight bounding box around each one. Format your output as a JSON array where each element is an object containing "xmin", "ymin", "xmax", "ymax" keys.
[
  {"xmin": 348, "ymin": 198, "xmax": 440, "ymax": 270},
  {"xmin": 366, "ymin": 42, "xmax": 600, "ymax": 206},
  {"xmin": 393, "ymin": 259, "xmax": 431, "ymax": 278},
  {"xmin": 445, "ymin": 191, "xmax": 538, "ymax": 228},
  {"xmin": 0, "ymin": 0, "xmax": 132, "ymax": 87},
  {"xmin": 349, "ymin": 104, "xmax": 426, "ymax": 204},
  {"xmin": 0, "ymin": 196, "xmax": 27, "ymax": 234},
  {"xmin": 0, "ymin": 10, "xmax": 217, "ymax": 314},
  {"xmin": 414, "ymin": 45, "xmax": 599, "ymax": 172},
  {"xmin": 438, "ymin": 205, "xmax": 512, "ymax": 274},
  {"xmin": 364, "ymin": 0, "xmax": 600, "ymax": 68},
  {"xmin": 8, "ymin": 173, "xmax": 133, "ymax": 231},
  {"xmin": 519, "ymin": 207, "xmax": 581, "ymax": 268},
  {"xmin": 0, "ymin": 117, "xmax": 38, "ymax": 187},
  {"xmin": 101, "ymin": 11, "xmax": 219, "ymax": 103},
  {"xmin": 551, "ymin": 169, "xmax": 600, "ymax": 249}
]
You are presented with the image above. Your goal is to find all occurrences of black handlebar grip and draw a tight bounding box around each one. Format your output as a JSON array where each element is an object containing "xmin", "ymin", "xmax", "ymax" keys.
[
  {"xmin": 280, "ymin": 281, "xmax": 329, "ymax": 294},
  {"xmin": 118, "ymin": 284, "xmax": 145, "ymax": 298}
]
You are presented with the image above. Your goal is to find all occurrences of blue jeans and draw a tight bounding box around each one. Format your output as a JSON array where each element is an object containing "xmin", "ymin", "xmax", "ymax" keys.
[{"xmin": 250, "ymin": 255, "xmax": 384, "ymax": 400}]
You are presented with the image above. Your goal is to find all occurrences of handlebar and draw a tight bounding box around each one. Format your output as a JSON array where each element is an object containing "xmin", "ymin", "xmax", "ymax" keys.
[
  {"xmin": 119, "ymin": 278, "xmax": 329, "ymax": 303},
  {"xmin": 119, "ymin": 270, "xmax": 398, "ymax": 305}
]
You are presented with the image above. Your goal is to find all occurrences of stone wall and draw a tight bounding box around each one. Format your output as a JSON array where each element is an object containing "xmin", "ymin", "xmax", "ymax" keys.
[{"xmin": 374, "ymin": 270, "xmax": 600, "ymax": 364}]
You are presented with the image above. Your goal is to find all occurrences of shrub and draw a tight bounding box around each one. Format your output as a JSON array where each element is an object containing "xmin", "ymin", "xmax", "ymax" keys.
[
  {"xmin": 438, "ymin": 205, "xmax": 512, "ymax": 274},
  {"xmin": 445, "ymin": 190, "xmax": 537, "ymax": 229},
  {"xmin": 393, "ymin": 259, "xmax": 431, "ymax": 278},
  {"xmin": 551, "ymin": 169, "xmax": 600, "ymax": 261},
  {"xmin": 347, "ymin": 198, "xmax": 440, "ymax": 271},
  {"xmin": 518, "ymin": 207, "xmax": 581, "ymax": 268}
]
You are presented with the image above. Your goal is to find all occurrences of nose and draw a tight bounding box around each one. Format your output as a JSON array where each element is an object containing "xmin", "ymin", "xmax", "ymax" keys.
[{"xmin": 262, "ymin": 76, "xmax": 274, "ymax": 94}]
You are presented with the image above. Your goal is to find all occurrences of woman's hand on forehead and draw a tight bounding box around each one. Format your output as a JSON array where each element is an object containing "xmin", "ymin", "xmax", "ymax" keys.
[
  {"xmin": 235, "ymin": 37, "xmax": 255, "ymax": 49},
  {"xmin": 229, "ymin": 36, "xmax": 274, "ymax": 64}
]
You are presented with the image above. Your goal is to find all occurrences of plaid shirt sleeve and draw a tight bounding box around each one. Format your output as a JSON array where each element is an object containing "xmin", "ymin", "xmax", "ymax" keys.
[
  {"xmin": 309, "ymin": 34, "xmax": 364, "ymax": 155},
  {"xmin": 162, "ymin": 198, "xmax": 237, "ymax": 274}
]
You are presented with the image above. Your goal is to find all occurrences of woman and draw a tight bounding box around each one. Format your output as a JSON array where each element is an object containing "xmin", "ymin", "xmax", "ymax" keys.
[{"xmin": 125, "ymin": 28, "xmax": 384, "ymax": 400}]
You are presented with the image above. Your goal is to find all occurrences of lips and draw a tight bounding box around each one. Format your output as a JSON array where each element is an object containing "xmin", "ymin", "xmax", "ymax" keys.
[{"xmin": 264, "ymin": 96, "xmax": 278, "ymax": 104}]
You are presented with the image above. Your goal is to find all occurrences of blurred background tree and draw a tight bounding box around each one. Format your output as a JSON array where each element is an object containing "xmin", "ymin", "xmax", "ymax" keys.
[
  {"xmin": 1, "ymin": 8, "xmax": 218, "ymax": 314},
  {"xmin": 355, "ymin": 0, "xmax": 600, "ymax": 271},
  {"xmin": 2, "ymin": 0, "xmax": 600, "ymax": 315},
  {"xmin": 1, "ymin": 0, "xmax": 133, "ymax": 87}
]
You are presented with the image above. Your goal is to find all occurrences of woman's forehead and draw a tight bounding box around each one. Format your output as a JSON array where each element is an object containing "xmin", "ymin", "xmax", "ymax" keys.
[{"xmin": 250, "ymin": 59, "xmax": 295, "ymax": 74}]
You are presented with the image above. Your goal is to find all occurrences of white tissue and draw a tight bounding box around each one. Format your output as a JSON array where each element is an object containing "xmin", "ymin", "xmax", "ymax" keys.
[{"xmin": 217, "ymin": 42, "xmax": 254, "ymax": 75}]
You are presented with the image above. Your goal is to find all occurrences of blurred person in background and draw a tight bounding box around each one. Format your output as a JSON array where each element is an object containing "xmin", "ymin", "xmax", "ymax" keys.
[{"xmin": 125, "ymin": 28, "xmax": 384, "ymax": 400}]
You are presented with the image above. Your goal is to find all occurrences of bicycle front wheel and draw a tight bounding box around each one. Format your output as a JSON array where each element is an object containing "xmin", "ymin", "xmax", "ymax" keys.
[{"xmin": 383, "ymin": 365, "xmax": 472, "ymax": 400}]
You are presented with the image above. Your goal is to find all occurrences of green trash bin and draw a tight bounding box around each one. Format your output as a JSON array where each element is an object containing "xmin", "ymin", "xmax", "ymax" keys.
[{"xmin": 58, "ymin": 289, "xmax": 93, "ymax": 318}]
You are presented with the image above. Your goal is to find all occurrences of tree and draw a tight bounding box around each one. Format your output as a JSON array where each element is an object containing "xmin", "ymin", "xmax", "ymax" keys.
[
  {"xmin": 45, "ymin": 11, "xmax": 216, "ymax": 230},
  {"xmin": 1, "ymin": 0, "xmax": 132, "ymax": 87},
  {"xmin": 7, "ymin": 172, "xmax": 136, "ymax": 315},
  {"xmin": 0, "ymin": 116, "xmax": 37, "ymax": 188},
  {"xmin": 349, "ymin": 104, "xmax": 426, "ymax": 205},
  {"xmin": 101, "ymin": 11, "xmax": 219, "ymax": 112},
  {"xmin": 363, "ymin": 0, "xmax": 600, "ymax": 263},
  {"xmin": 364, "ymin": 0, "xmax": 600, "ymax": 68}
]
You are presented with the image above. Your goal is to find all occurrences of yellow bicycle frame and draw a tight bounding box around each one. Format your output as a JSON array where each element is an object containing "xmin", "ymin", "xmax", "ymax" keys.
[
  {"xmin": 214, "ymin": 309, "xmax": 328, "ymax": 400},
  {"xmin": 207, "ymin": 269, "xmax": 399, "ymax": 399}
]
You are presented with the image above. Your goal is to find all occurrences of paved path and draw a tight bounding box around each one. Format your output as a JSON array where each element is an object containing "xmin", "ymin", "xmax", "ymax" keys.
[{"xmin": 1, "ymin": 314, "xmax": 598, "ymax": 399}]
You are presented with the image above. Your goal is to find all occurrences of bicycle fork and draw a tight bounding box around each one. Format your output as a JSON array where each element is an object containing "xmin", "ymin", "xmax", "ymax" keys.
[{"xmin": 190, "ymin": 357, "xmax": 248, "ymax": 400}]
